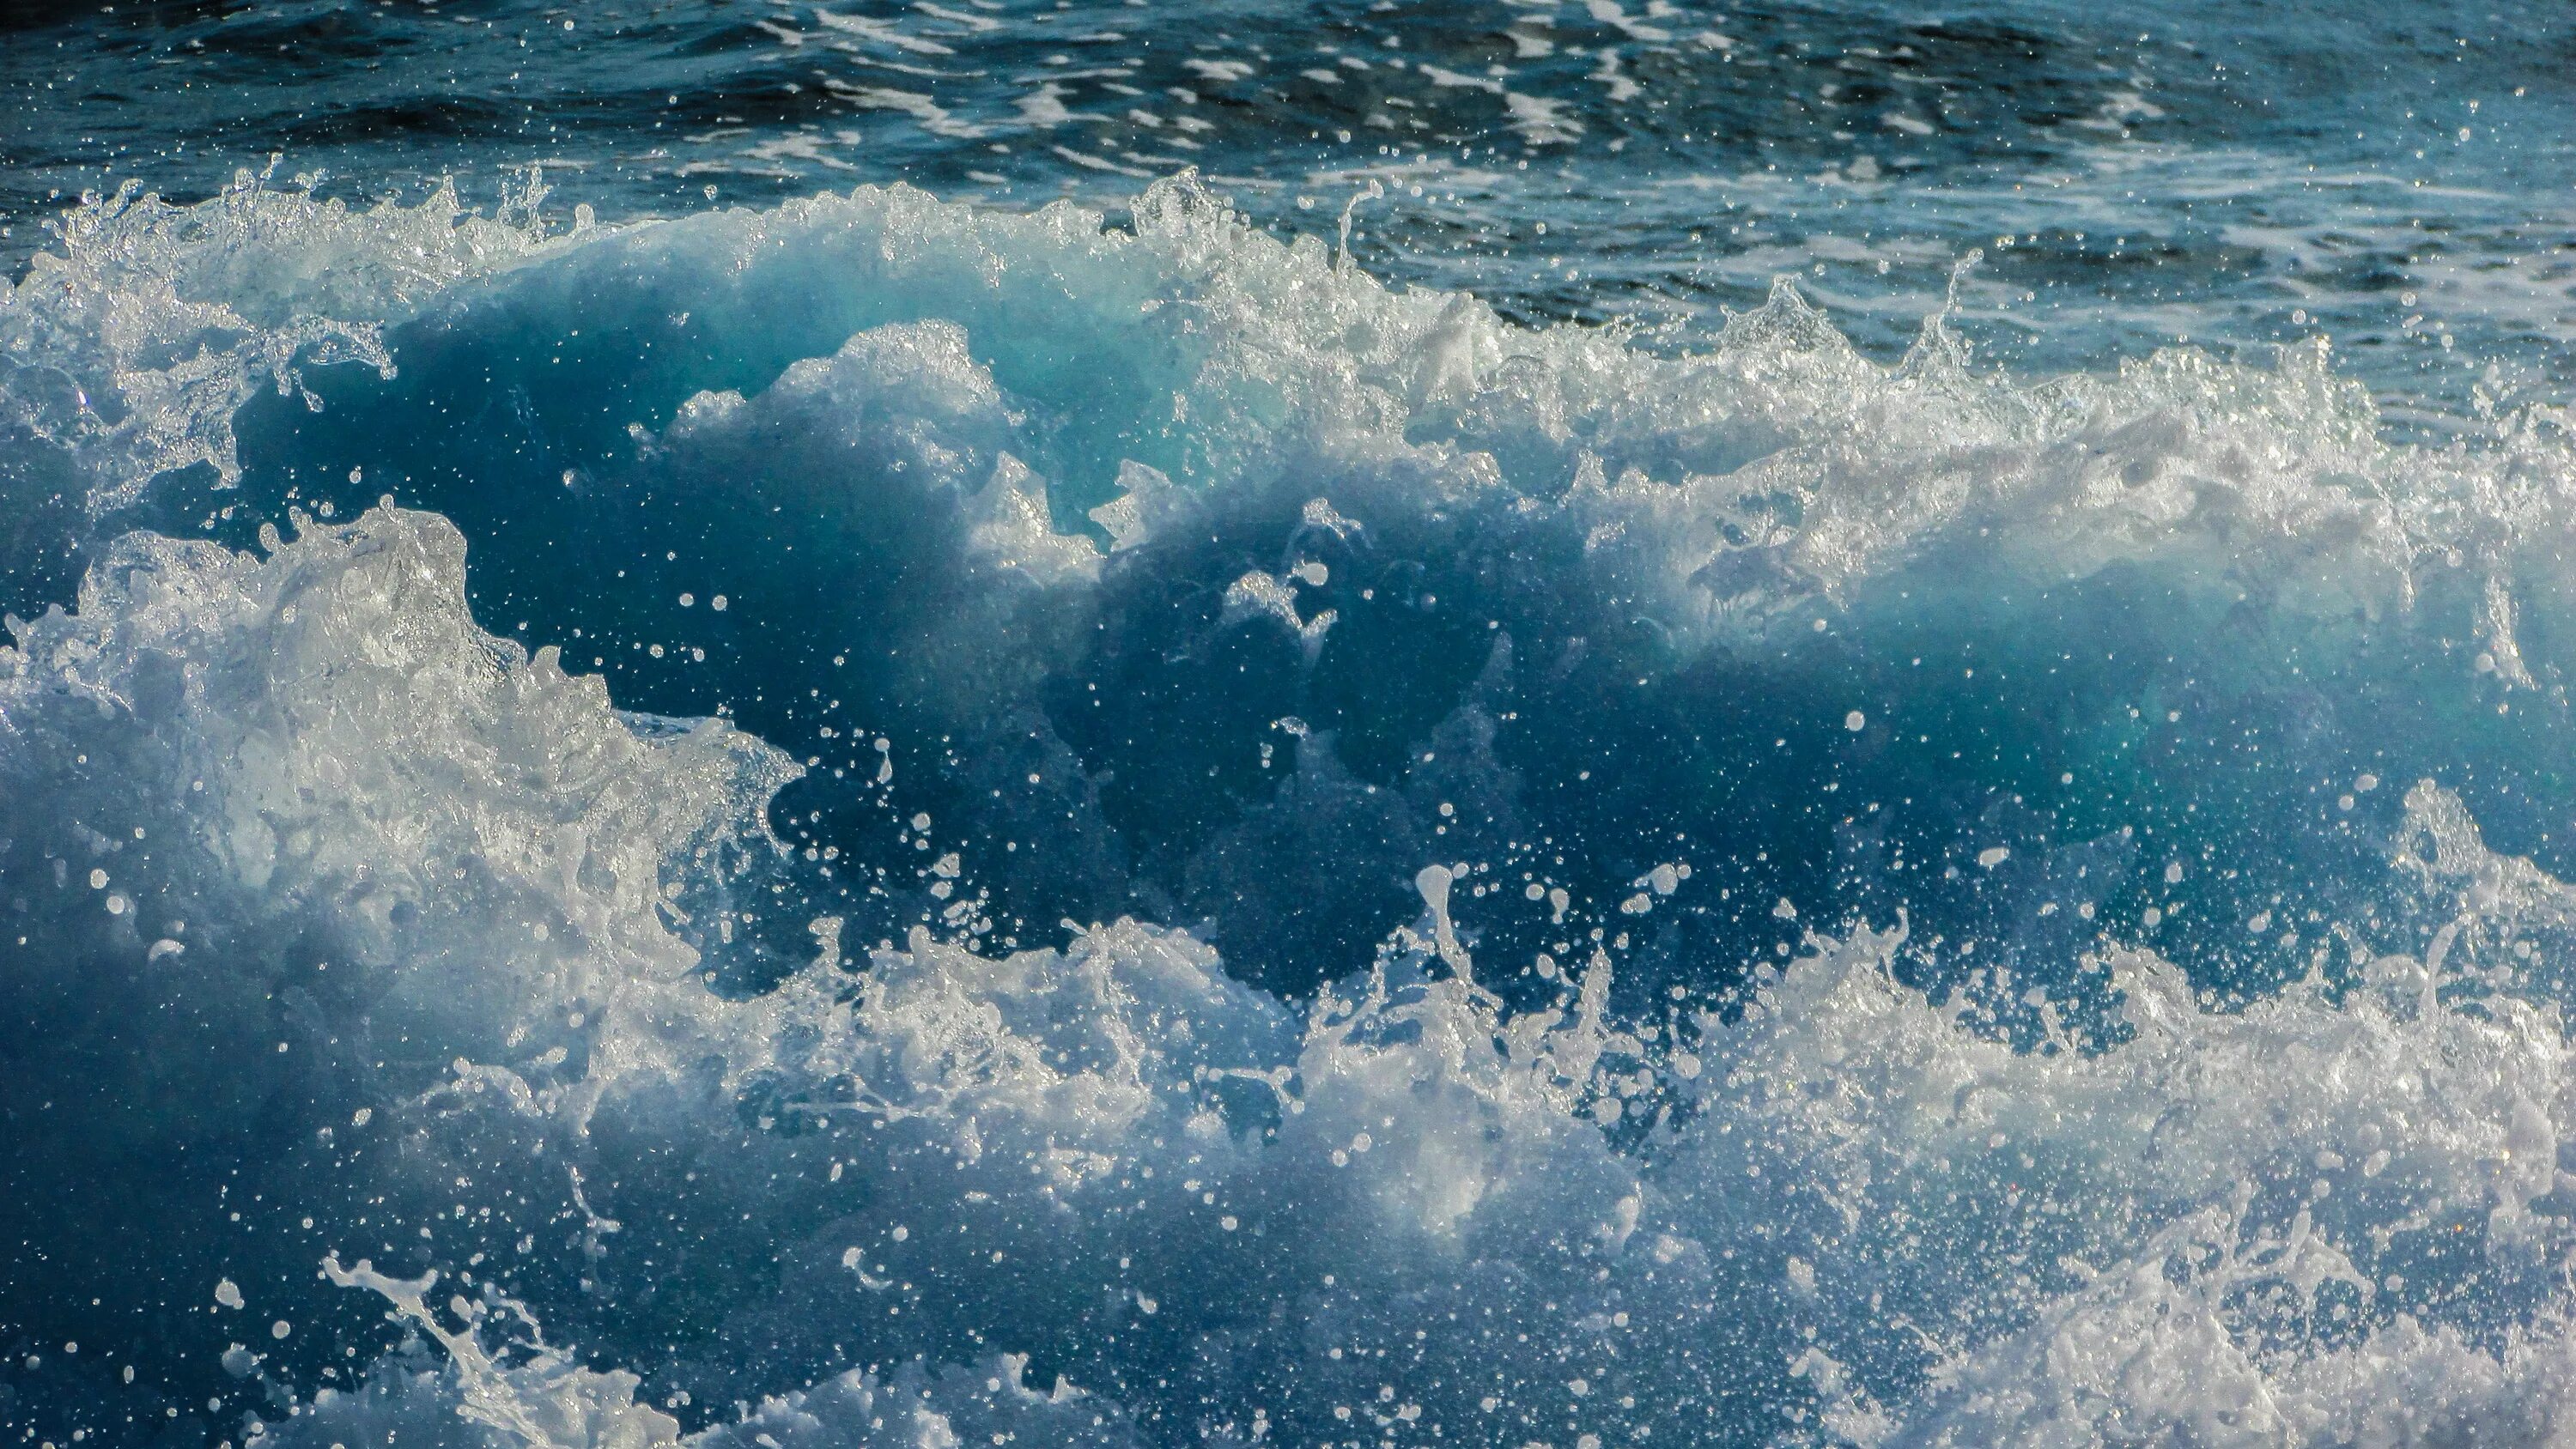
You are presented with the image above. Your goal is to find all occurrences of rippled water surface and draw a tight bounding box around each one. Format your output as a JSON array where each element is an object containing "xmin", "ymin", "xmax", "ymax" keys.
[
  {"xmin": 6, "ymin": 3, "xmax": 2576, "ymax": 1447},
  {"xmin": 9, "ymin": 0, "xmax": 2574, "ymax": 421}
]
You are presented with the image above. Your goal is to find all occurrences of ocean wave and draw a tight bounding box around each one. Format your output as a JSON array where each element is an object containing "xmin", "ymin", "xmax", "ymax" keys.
[{"xmin": 5, "ymin": 173, "xmax": 2576, "ymax": 1446}]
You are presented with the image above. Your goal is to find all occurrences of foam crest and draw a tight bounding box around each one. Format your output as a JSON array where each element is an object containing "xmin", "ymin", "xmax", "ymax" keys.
[
  {"xmin": 9, "ymin": 174, "xmax": 2576, "ymax": 1447},
  {"xmin": 0, "ymin": 503, "xmax": 790, "ymax": 1423},
  {"xmin": 1631, "ymin": 802, "xmax": 2576, "ymax": 1440},
  {"xmin": 167, "ymin": 171, "xmax": 2564, "ymax": 994},
  {"xmin": 211, "ymin": 863, "xmax": 2576, "ymax": 1446},
  {"xmin": 260, "ymin": 1261, "xmax": 1144, "ymax": 1449},
  {"xmin": 19, "ymin": 169, "xmax": 2576, "ymax": 640},
  {"xmin": 0, "ymin": 169, "xmax": 580, "ymax": 523}
]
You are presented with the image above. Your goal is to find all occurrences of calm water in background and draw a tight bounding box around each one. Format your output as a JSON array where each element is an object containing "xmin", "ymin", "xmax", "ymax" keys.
[{"xmin": 9, "ymin": 3, "xmax": 2576, "ymax": 1446}]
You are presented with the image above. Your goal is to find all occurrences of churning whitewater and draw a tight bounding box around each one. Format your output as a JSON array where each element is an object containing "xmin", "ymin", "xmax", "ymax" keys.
[{"xmin": 8, "ymin": 167, "xmax": 2576, "ymax": 1448}]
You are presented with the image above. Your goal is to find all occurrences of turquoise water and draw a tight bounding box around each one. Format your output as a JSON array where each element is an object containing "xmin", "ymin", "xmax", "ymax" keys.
[
  {"xmin": 5, "ymin": 4, "xmax": 2576, "ymax": 1446},
  {"xmin": 9, "ymin": 1, "xmax": 2573, "ymax": 426}
]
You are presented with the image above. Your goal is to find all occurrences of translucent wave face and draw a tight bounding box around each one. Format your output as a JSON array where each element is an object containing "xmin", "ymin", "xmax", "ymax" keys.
[
  {"xmin": 0, "ymin": 171, "xmax": 578, "ymax": 614},
  {"xmin": 3, "ymin": 176, "xmax": 2576, "ymax": 1448},
  {"xmin": 170, "ymin": 172, "xmax": 2576, "ymax": 1001}
]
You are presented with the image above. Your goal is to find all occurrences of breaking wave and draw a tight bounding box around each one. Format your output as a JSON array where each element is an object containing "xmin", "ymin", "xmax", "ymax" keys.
[{"xmin": 8, "ymin": 171, "xmax": 2576, "ymax": 1446}]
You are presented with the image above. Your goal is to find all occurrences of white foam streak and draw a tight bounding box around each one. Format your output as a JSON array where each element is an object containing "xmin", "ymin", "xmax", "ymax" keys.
[
  {"xmin": 12, "ymin": 173, "xmax": 2576, "ymax": 1446},
  {"xmin": 2, "ymin": 169, "xmax": 580, "ymax": 512}
]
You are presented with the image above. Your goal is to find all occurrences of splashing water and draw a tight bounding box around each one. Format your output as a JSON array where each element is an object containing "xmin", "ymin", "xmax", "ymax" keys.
[{"xmin": 4, "ymin": 152, "xmax": 2576, "ymax": 1449}]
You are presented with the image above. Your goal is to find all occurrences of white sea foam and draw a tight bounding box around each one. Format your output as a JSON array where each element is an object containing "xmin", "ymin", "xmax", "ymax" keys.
[
  {"xmin": 0, "ymin": 168, "xmax": 583, "ymax": 515},
  {"xmin": 4, "ymin": 173, "xmax": 2576, "ymax": 1446}
]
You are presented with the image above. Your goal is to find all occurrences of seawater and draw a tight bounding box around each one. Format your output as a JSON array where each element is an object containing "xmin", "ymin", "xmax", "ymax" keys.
[
  {"xmin": 4, "ymin": 3, "xmax": 2576, "ymax": 1447},
  {"xmin": 8, "ymin": 1, "xmax": 2574, "ymax": 425}
]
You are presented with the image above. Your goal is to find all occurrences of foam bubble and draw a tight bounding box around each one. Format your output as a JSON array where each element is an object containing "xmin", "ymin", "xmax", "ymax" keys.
[{"xmin": 5, "ymin": 173, "xmax": 2576, "ymax": 1447}]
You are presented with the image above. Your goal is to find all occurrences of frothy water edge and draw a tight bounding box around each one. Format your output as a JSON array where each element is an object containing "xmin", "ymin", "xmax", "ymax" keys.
[{"xmin": 5, "ymin": 170, "xmax": 2576, "ymax": 1446}]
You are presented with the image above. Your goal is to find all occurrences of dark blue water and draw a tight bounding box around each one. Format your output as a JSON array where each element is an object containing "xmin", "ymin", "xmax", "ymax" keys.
[
  {"xmin": 9, "ymin": 0, "xmax": 2573, "ymax": 427},
  {"xmin": 6, "ymin": 3, "xmax": 2576, "ymax": 1446}
]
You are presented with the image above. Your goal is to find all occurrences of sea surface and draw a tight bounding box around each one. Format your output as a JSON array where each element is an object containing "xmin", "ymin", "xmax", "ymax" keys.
[{"xmin": 4, "ymin": 2, "xmax": 2576, "ymax": 1446}]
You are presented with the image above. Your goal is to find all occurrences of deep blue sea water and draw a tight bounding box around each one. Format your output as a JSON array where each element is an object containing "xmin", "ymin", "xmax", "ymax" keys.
[{"xmin": 5, "ymin": 3, "xmax": 2576, "ymax": 1446}]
